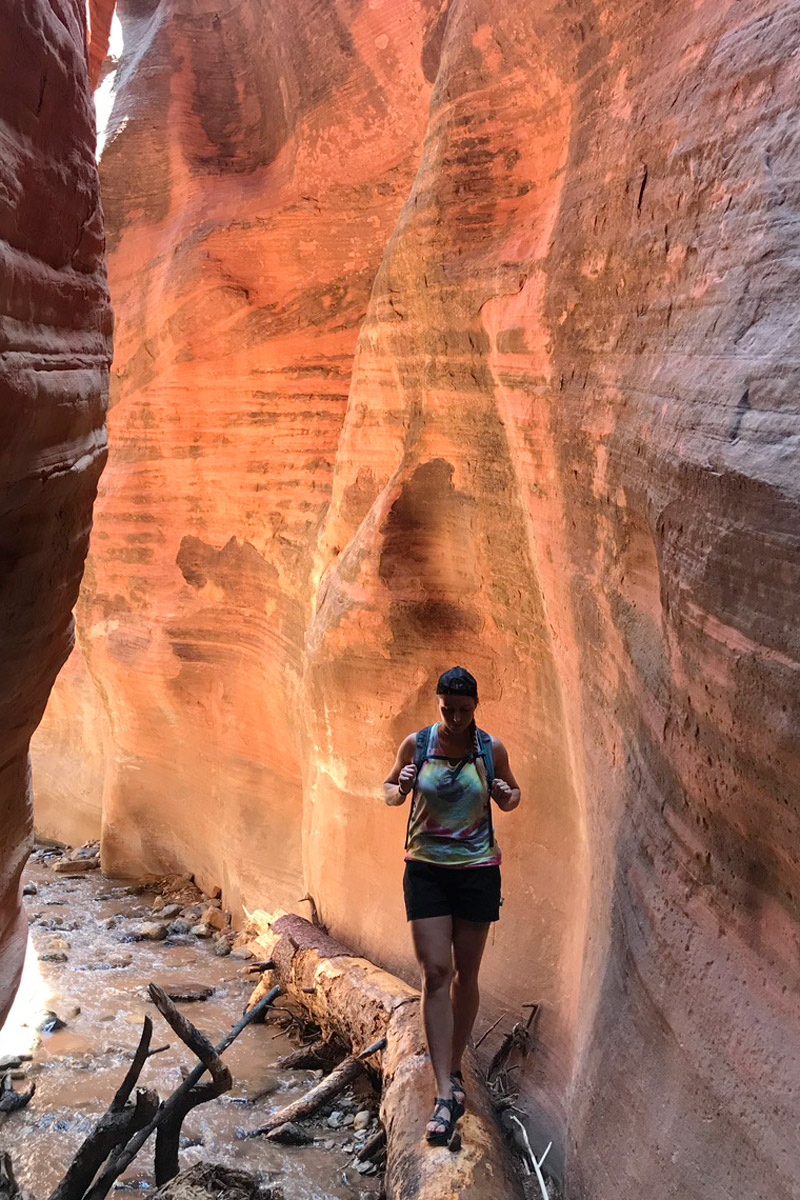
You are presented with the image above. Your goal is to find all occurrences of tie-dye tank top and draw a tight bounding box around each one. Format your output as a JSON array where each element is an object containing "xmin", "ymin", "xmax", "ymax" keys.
[{"xmin": 405, "ymin": 724, "xmax": 501, "ymax": 868}]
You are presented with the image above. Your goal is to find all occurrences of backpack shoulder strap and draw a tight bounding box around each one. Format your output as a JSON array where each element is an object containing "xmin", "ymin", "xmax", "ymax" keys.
[
  {"xmin": 414, "ymin": 725, "xmax": 433, "ymax": 772},
  {"xmin": 476, "ymin": 728, "xmax": 494, "ymax": 787},
  {"xmin": 405, "ymin": 726, "xmax": 432, "ymax": 851}
]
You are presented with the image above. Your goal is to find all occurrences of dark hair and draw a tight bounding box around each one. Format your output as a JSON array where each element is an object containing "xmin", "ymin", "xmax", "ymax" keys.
[{"xmin": 436, "ymin": 666, "xmax": 478, "ymax": 700}]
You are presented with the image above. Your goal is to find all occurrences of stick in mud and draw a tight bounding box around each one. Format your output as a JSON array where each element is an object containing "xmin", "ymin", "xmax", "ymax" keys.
[
  {"xmin": 79, "ymin": 983, "xmax": 283, "ymax": 1200},
  {"xmin": 48, "ymin": 1017, "xmax": 159, "ymax": 1200}
]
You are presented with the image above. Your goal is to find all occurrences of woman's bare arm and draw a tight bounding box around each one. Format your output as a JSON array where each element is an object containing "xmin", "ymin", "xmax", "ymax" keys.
[
  {"xmin": 383, "ymin": 734, "xmax": 417, "ymax": 806},
  {"xmin": 490, "ymin": 739, "xmax": 521, "ymax": 812}
]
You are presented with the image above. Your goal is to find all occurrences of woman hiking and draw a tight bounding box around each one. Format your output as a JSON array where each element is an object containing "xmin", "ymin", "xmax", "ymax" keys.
[{"xmin": 383, "ymin": 666, "xmax": 521, "ymax": 1145}]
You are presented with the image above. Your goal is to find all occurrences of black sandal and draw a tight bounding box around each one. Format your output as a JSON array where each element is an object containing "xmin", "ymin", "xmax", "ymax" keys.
[
  {"xmin": 451, "ymin": 1070, "xmax": 466, "ymax": 1108},
  {"xmin": 425, "ymin": 1096, "xmax": 459, "ymax": 1146}
]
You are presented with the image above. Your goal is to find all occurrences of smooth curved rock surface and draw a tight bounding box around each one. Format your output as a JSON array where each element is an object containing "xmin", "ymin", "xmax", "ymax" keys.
[
  {"xmin": 31, "ymin": 0, "xmax": 799, "ymax": 1197},
  {"xmin": 0, "ymin": 0, "xmax": 111, "ymax": 1026}
]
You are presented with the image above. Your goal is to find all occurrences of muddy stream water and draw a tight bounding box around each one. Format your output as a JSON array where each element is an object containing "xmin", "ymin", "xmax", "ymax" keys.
[{"xmin": 0, "ymin": 852, "xmax": 382, "ymax": 1199}]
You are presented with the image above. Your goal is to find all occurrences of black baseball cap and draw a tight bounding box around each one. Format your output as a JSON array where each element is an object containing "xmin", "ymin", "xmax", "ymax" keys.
[{"xmin": 436, "ymin": 666, "xmax": 478, "ymax": 700}]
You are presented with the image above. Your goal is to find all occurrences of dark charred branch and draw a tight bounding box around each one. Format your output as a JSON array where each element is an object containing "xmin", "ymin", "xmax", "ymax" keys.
[
  {"xmin": 0, "ymin": 1074, "xmax": 35, "ymax": 1115},
  {"xmin": 357, "ymin": 1126, "xmax": 387, "ymax": 1162},
  {"xmin": 82, "ymin": 984, "xmax": 283, "ymax": 1200},
  {"xmin": 111, "ymin": 1016, "xmax": 153, "ymax": 1111}
]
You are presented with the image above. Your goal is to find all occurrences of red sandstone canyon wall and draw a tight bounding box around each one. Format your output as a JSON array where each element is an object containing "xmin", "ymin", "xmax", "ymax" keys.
[
  {"xmin": 0, "ymin": 0, "xmax": 111, "ymax": 1026},
  {"xmin": 31, "ymin": 1, "xmax": 799, "ymax": 1196}
]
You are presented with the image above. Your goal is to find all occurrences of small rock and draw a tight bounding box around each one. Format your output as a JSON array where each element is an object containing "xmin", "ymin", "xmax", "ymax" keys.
[
  {"xmin": 342, "ymin": 1113, "xmax": 354, "ymax": 1127},
  {"xmin": 201, "ymin": 907, "xmax": 227, "ymax": 931},
  {"xmin": 101, "ymin": 917, "xmax": 117, "ymax": 930},
  {"xmin": 151, "ymin": 895, "xmax": 165, "ymax": 912},
  {"xmin": 22, "ymin": 882, "xmax": 37, "ymax": 897},
  {"xmin": 160, "ymin": 904, "xmax": 182, "ymax": 920},
  {"xmin": 131, "ymin": 922, "xmax": 169, "ymax": 942},
  {"xmin": 214, "ymin": 938, "xmax": 231, "ymax": 957},
  {"xmin": 161, "ymin": 983, "xmax": 214, "ymax": 1003},
  {"xmin": 191, "ymin": 924, "xmax": 214, "ymax": 939},
  {"xmin": 178, "ymin": 1134, "xmax": 204, "ymax": 1149},
  {"xmin": 0, "ymin": 1054, "xmax": 31, "ymax": 1070},
  {"xmin": 46, "ymin": 936, "xmax": 71, "ymax": 952},
  {"xmin": 327, "ymin": 1111, "xmax": 344, "ymax": 1129},
  {"xmin": 40, "ymin": 950, "xmax": 68, "ymax": 963},
  {"xmin": 229, "ymin": 946, "xmax": 254, "ymax": 961},
  {"xmin": 268, "ymin": 1121, "xmax": 313, "ymax": 1146},
  {"xmin": 353, "ymin": 1110, "xmax": 371, "ymax": 1130},
  {"xmin": 323, "ymin": 1139, "xmax": 335, "ymax": 1151},
  {"xmin": 52, "ymin": 857, "xmax": 99, "ymax": 873},
  {"xmin": 39, "ymin": 1011, "xmax": 66, "ymax": 1033},
  {"xmin": 167, "ymin": 918, "xmax": 192, "ymax": 936},
  {"xmin": 181, "ymin": 906, "xmax": 202, "ymax": 922},
  {"xmin": 108, "ymin": 953, "xmax": 133, "ymax": 968},
  {"xmin": 72, "ymin": 842, "xmax": 100, "ymax": 860},
  {"xmin": 353, "ymin": 1160, "xmax": 376, "ymax": 1175},
  {"xmin": 9, "ymin": 1069, "xmax": 27, "ymax": 1081}
]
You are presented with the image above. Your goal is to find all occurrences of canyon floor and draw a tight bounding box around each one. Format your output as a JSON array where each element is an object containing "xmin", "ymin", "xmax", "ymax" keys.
[{"xmin": 0, "ymin": 851, "xmax": 384, "ymax": 1200}]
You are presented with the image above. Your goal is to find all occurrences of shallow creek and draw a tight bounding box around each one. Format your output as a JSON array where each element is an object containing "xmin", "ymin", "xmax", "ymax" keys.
[{"xmin": 0, "ymin": 853, "xmax": 381, "ymax": 1200}]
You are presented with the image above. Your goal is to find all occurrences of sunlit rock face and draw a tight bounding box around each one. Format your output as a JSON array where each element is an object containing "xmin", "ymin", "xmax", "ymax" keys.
[
  {"xmin": 0, "ymin": 1, "xmax": 111, "ymax": 1025},
  {"xmin": 32, "ymin": 0, "xmax": 799, "ymax": 1195},
  {"xmin": 33, "ymin": 0, "xmax": 443, "ymax": 918}
]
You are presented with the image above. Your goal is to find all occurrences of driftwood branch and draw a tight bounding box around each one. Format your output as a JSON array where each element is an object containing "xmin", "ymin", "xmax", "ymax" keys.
[
  {"xmin": 111, "ymin": 1016, "xmax": 153, "ymax": 1111},
  {"xmin": 242, "ymin": 1054, "xmax": 364, "ymax": 1139},
  {"xmin": 0, "ymin": 1073, "xmax": 35, "ymax": 1116},
  {"xmin": 48, "ymin": 1017, "xmax": 157, "ymax": 1200},
  {"xmin": 0, "ymin": 1152, "xmax": 28, "ymax": 1200},
  {"xmin": 487, "ymin": 1003, "xmax": 540, "ymax": 1079},
  {"xmin": 356, "ymin": 1126, "xmax": 387, "ymax": 1162},
  {"xmin": 277, "ymin": 1036, "xmax": 340, "ymax": 1070},
  {"xmin": 82, "ymin": 983, "xmax": 283, "ymax": 1200},
  {"xmin": 148, "ymin": 985, "xmax": 232, "ymax": 1185}
]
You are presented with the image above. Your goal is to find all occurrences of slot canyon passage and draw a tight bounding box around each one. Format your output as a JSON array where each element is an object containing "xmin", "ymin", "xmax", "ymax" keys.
[{"xmin": 1, "ymin": 0, "xmax": 799, "ymax": 1197}]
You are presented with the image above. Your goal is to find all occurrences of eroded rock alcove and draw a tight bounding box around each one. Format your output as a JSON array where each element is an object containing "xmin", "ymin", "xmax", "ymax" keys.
[{"xmin": 1, "ymin": 1, "xmax": 798, "ymax": 1197}]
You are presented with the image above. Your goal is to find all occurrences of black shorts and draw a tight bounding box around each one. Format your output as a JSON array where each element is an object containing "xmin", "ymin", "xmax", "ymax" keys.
[{"xmin": 403, "ymin": 860, "xmax": 502, "ymax": 923}]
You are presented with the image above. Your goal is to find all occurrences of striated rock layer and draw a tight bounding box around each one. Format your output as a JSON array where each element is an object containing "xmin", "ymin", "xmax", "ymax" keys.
[
  {"xmin": 32, "ymin": 0, "xmax": 799, "ymax": 1196},
  {"xmin": 0, "ymin": 0, "xmax": 111, "ymax": 1026}
]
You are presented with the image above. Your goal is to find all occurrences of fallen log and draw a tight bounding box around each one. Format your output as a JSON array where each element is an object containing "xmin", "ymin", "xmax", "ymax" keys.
[{"xmin": 246, "ymin": 913, "xmax": 525, "ymax": 1200}]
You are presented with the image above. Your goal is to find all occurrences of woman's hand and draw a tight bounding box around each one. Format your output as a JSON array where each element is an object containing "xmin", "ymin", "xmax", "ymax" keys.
[
  {"xmin": 491, "ymin": 777, "xmax": 520, "ymax": 811},
  {"xmin": 384, "ymin": 736, "xmax": 418, "ymax": 805},
  {"xmin": 397, "ymin": 764, "xmax": 418, "ymax": 797}
]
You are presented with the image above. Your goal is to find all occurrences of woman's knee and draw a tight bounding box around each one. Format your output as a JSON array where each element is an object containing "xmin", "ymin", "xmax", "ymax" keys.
[
  {"xmin": 421, "ymin": 960, "xmax": 453, "ymax": 994},
  {"xmin": 452, "ymin": 968, "xmax": 480, "ymax": 993}
]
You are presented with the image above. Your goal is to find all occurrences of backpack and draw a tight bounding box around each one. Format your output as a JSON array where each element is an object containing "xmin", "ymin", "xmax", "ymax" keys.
[{"xmin": 404, "ymin": 725, "xmax": 495, "ymax": 851}]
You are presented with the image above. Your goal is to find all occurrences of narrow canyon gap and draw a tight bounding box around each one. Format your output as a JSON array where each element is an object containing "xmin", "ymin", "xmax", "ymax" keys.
[
  {"xmin": 7, "ymin": 1, "xmax": 799, "ymax": 1198},
  {"xmin": 0, "ymin": 1, "xmax": 111, "ymax": 1026}
]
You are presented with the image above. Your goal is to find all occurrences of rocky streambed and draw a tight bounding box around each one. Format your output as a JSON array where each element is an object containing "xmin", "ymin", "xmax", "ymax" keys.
[{"xmin": 0, "ymin": 848, "xmax": 383, "ymax": 1200}]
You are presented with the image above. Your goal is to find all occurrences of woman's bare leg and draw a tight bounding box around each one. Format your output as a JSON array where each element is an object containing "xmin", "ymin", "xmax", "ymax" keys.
[
  {"xmin": 410, "ymin": 916, "xmax": 455, "ymax": 1132},
  {"xmin": 451, "ymin": 918, "xmax": 490, "ymax": 1077}
]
